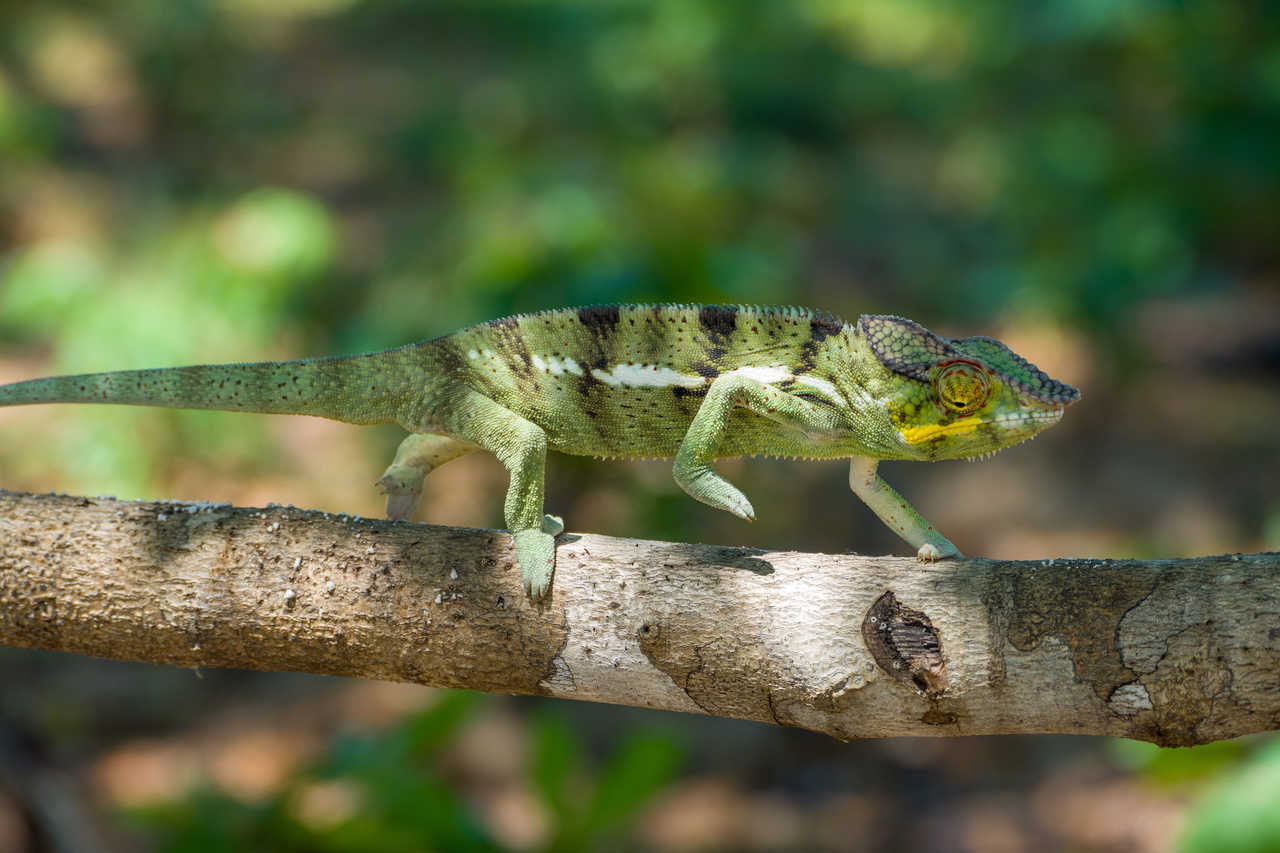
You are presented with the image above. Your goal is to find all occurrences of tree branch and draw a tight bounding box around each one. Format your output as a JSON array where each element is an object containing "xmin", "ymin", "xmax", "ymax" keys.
[{"xmin": 2, "ymin": 489, "xmax": 1277, "ymax": 746}]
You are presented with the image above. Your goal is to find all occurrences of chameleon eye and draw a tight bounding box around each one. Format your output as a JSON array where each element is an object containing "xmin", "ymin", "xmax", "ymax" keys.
[{"xmin": 932, "ymin": 359, "xmax": 990, "ymax": 416}]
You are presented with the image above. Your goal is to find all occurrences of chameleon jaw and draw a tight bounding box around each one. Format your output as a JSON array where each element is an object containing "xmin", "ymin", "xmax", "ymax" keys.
[{"xmin": 898, "ymin": 406, "xmax": 1065, "ymax": 448}]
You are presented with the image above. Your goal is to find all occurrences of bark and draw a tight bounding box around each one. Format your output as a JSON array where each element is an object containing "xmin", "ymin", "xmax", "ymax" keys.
[{"xmin": 1, "ymin": 489, "xmax": 1277, "ymax": 746}]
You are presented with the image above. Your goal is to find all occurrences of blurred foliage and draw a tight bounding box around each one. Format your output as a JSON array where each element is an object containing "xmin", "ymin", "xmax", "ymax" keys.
[
  {"xmin": 3, "ymin": 0, "xmax": 1277, "ymax": 343},
  {"xmin": 1, "ymin": 0, "xmax": 1278, "ymax": 848},
  {"xmin": 122, "ymin": 692, "xmax": 683, "ymax": 852},
  {"xmin": 531, "ymin": 712, "xmax": 683, "ymax": 852},
  {"xmin": 1106, "ymin": 735, "xmax": 1280, "ymax": 853},
  {"xmin": 0, "ymin": 0, "xmax": 1275, "ymax": 517},
  {"xmin": 1108, "ymin": 736, "xmax": 1253, "ymax": 788},
  {"xmin": 1178, "ymin": 738, "xmax": 1280, "ymax": 853}
]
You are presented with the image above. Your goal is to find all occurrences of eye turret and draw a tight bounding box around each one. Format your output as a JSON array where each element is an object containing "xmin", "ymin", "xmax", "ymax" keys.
[{"xmin": 932, "ymin": 359, "xmax": 990, "ymax": 416}]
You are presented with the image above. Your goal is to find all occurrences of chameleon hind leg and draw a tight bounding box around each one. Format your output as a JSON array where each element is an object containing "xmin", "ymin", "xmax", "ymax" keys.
[
  {"xmin": 673, "ymin": 374, "xmax": 842, "ymax": 521},
  {"xmin": 377, "ymin": 433, "xmax": 477, "ymax": 521},
  {"xmin": 438, "ymin": 389, "xmax": 560, "ymax": 601}
]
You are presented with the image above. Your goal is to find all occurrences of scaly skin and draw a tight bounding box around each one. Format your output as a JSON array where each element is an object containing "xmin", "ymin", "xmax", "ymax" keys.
[{"xmin": 0, "ymin": 304, "xmax": 1080, "ymax": 600}]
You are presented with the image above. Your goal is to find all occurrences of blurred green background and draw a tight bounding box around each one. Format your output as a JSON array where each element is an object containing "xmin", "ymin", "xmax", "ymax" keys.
[{"xmin": 1, "ymin": 0, "xmax": 1278, "ymax": 851}]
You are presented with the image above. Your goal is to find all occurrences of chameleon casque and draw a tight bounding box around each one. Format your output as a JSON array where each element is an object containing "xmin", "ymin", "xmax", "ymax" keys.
[{"xmin": 0, "ymin": 304, "xmax": 1079, "ymax": 600}]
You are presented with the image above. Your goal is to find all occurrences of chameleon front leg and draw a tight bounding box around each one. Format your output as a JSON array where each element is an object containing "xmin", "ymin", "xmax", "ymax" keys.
[
  {"xmin": 377, "ymin": 433, "xmax": 476, "ymax": 521},
  {"xmin": 847, "ymin": 455, "xmax": 961, "ymax": 561},
  {"xmin": 673, "ymin": 374, "xmax": 841, "ymax": 520},
  {"xmin": 441, "ymin": 389, "xmax": 560, "ymax": 600}
]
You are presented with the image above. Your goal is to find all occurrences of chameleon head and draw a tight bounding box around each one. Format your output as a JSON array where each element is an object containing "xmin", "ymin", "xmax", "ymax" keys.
[{"xmin": 859, "ymin": 315, "xmax": 1081, "ymax": 461}]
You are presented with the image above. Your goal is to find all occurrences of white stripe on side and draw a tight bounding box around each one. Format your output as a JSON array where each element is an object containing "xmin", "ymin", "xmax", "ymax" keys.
[{"xmin": 589, "ymin": 363, "xmax": 706, "ymax": 388}]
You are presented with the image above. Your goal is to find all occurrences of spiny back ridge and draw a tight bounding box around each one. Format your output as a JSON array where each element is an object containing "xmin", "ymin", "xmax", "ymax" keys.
[{"xmin": 476, "ymin": 302, "xmax": 849, "ymax": 331}]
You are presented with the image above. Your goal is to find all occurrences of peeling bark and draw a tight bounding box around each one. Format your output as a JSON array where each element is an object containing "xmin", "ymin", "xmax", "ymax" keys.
[{"xmin": 1, "ymin": 489, "xmax": 1277, "ymax": 745}]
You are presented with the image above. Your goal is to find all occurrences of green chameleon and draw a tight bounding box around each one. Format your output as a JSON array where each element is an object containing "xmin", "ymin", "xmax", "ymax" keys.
[{"xmin": 0, "ymin": 304, "xmax": 1078, "ymax": 600}]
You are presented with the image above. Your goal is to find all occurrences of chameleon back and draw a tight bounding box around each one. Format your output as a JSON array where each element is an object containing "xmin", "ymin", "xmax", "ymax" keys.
[{"xmin": 433, "ymin": 304, "xmax": 859, "ymax": 460}]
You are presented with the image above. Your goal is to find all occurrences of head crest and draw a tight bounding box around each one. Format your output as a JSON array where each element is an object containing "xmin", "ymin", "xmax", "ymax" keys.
[
  {"xmin": 859, "ymin": 315, "xmax": 1081, "ymax": 405},
  {"xmin": 949, "ymin": 336, "xmax": 1080, "ymax": 404},
  {"xmin": 857, "ymin": 315, "xmax": 958, "ymax": 381}
]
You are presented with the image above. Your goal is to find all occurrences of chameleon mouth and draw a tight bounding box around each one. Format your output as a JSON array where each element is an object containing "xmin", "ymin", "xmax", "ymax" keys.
[{"xmin": 899, "ymin": 406, "xmax": 1064, "ymax": 445}]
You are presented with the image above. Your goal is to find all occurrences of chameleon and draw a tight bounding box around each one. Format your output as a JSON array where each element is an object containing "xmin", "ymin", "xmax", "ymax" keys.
[{"xmin": 0, "ymin": 304, "xmax": 1079, "ymax": 600}]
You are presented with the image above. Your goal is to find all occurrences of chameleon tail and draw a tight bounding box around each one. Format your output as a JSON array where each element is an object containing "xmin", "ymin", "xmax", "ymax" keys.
[{"xmin": 0, "ymin": 345, "xmax": 432, "ymax": 426}]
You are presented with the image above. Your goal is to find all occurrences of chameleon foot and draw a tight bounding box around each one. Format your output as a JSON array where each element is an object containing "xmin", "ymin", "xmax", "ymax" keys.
[
  {"xmin": 514, "ymin": 528, "xmax": 557, "ymax": 601},
  {"xmin": 541, "ymin": 514, "xmax": 565, "ymax": 536},
  {"xmin": 673, "ymin": 463, "xmax": 756, "ymax": 522},
  {"xmin": 384, "ymin": 492, "xmax": 420, "ymax": 521},
  {"xmin": 377, "ymin": 433, "xmax": 475, "ymax": 522},
  {"xmin": 916, "ymin": 542, "xmax": 962, "ymax": 562},
  {"xmin": 376, "ymin": 468, "xmax": 426, "ymax": 522}
]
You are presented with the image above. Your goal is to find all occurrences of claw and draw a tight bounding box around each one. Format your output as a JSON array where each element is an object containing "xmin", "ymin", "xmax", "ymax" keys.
[
  {"xmin": 675, "ymin": 462, "xmax": 756, "ymax": 522},
  {"xmin": 916, "ymin": 542, "xmax": 962, "ymax": 562},
  {"xmin": 514, "ymin": 528, "xmax": 557, "ymax": 602}
]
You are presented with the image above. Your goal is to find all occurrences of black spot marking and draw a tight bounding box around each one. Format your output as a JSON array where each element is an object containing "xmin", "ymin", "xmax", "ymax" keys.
[
  {"xmin": 573, "ymin": 369, "xmax": 597, "ymax": 399},
  {"xmin": 691, "ymin": 360, "xmax": 719, "ymax": 379},
  {"xmin": 578, "ymin": 305, "xmax": 621, "ymax": 336},
  {"xmin": 485, "ymin": 317, "xmax": 534, "ymax": 376},
  {"xmin": 799, "ymin": 341, "xmax": 819, "ymax": 372},
  {"xmin": 699, "ymin": 305, "xmax": 738, "ymax": 346},
  {"xmin": 434, "ymin": 342, "xmax": 468, "ymax": 378},
  {"xmin": 810, "ymin": 314, "xmax": 842, "ymax": 343}
]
